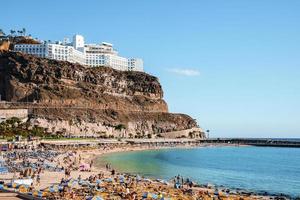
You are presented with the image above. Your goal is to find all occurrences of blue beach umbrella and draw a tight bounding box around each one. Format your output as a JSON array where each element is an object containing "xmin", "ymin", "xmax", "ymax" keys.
[
  {"xmin": 151, "ymin": 193, "xmax": 158, "ymax": 199},
  {"xmin": 86, "ymin": 196, "xmax": 104, "ymax": 200},
  {"xmin": 143, "ymin": 192, "xmax": 155, "ymax": 199},
  {"xmin": 104, "ymin": 178, "xmax": 112, "ymax": 182},
  {"xmin": 0, "ymin": 167, "xmax": 8, "ymax": 174},
  {"xmin": 96, "ymin": 179, "xmax": 102, "ymax": 184}
]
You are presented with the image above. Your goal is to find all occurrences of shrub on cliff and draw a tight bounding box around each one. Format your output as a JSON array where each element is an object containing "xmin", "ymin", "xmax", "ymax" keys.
[{"xmin": 0, "ymin": 117, "xmax": 47, "ymax": 138}]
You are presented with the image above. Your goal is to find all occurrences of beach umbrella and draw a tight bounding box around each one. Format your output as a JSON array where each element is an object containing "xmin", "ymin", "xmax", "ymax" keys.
[
  {"xmin": 79, "ymin": 163, "xmax": 90, "ymax": 171},
  {"xmin": 48, "ymin": 185, "xmax": 59, "ymax": 192},
  {"xmin": 157, "ymin": 179, "xmax": 169, "ymax": 185},
  {"xmin": 103, "ymin": 178, "xmax": 113, "ymax": 182},
  {"xmin": 80, "ymin": 180, "xmax": 91, "ymax": 186},
  {"xmin": 13, "ymin": 179, "xmax": 33, "ymax": 186},
  {"xmin": 49, "ymin": 187, "xmax": 55, "ymax": 193},
  {"xmin": 142, "ymin": 192, "xmax": 148, "ymax": 199},
  {"xmin": 0, "ymin": 166, "xmax": 8, "ymax": 174},
  {"xmin": 158, "ymin": 193, "xmax": 163, "ymax": 199},
  {"xmin": 32, "ymin": 190, "xmax": 47, "ymax": 197},
  {"xmin": 19, "ymin": 185, "xmax": 28, "ymax": 193},
  {"xmin": 12, "ymin": 182, "xmax": 18, "ymax": 188},
  {"xmin": 33, "ymin": 190, "xmax": 39, "ymax": 196},
  {"xmin": 119, "ymin": 176, "xmax": 125, "ymax": 183},
  {"xmin": 96, "ymin": 179, "xmax": 102, "ymax": 184},
  {"xmin": 143, "ymin": 192, "xmax": 159, "ymax": 199},
  {"xmin": 95, "ymin": 187, "xmax": 105, "ymax": 192},
  {"xmin": 67, "ymin": 180, "xmax": 77, "ymax": 187},
  {"xmin": 86, "ymin": 196, "xmax": 104, "ymax": 200}
]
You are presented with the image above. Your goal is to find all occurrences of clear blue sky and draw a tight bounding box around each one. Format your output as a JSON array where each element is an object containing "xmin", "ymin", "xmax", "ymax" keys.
[{"xmin": 1, "ymin": 0, "xmax": 300, "ymax": 138}]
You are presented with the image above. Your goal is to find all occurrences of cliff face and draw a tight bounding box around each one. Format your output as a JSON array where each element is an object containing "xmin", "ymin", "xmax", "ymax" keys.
[
  {"xmin": 0, "ymin": 52, "xmax": 204, "ymax": 138},
  {"xmin": 0, "ymin": 52, "xmax": 167, "ymax": 112}
]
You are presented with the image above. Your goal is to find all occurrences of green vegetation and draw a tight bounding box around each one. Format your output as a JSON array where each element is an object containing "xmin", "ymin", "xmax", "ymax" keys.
[
  {"xmin": 9, "ymin": 28, "xmax": 27, "ymax": 37},
  {"xmin": 43, "ymin": 137, "xmax": 96, "ymax": 141},
  {"xmin": 114, "ymin": 124, "xmax": 126, "ymax": 131},
  {"xmin": 188, "ymin": 131, "xmax": 195, "ymax": 138},
  {"xmin": 0, "ymin": 117, "xmax": 50, "ymax": 139},
  {"xmin": 96, "ymin": 131, "xmax": 108, "ymax": 139}
]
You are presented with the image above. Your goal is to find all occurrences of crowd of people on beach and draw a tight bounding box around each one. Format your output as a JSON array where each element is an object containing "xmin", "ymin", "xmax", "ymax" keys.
[
  {"xmin": 3, "ymin": 149, "xmax": 62, "ymax": 172},
  {"xmin": 0, "ymin": 143, "xmax": 291, "ymax": 200}
]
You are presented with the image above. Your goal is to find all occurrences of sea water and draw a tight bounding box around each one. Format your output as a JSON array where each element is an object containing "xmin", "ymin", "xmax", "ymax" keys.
[{"xmin": 97, "ymin": 146, "xmax": 300, "ymax": 197}]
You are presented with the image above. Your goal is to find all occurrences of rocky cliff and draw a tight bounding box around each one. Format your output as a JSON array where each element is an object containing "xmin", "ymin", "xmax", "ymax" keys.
[{"xmin": 0, "ymin": 52, "xmax": 204, "ymax": 138}]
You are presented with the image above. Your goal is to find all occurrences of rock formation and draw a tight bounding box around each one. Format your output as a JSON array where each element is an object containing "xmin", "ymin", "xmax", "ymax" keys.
[{"xmin": 0, "ymin": 51, "xmax": 205, "ymax": 138}]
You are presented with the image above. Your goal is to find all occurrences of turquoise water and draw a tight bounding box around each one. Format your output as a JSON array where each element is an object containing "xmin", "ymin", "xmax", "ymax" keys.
[{"xmin": 98, "ymin": 146, "xmax": 300, "ymax": 197}]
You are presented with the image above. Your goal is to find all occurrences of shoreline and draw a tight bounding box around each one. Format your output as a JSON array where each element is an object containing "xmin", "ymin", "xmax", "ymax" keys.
[
  {"xmin": 0, "ymin": 142, "xmax": 294, "ymax": 199},
  {"xmin": 90, "ymin": 144, "xmax": 293, "ymax": 199},
  {"xmin": 88, "ymin": 143, "xmax": 249, "ymax": 171}
]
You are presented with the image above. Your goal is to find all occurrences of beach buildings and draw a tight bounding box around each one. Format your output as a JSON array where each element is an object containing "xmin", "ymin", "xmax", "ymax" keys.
[{"xmin": 14, "ymin": 34, "xmax": 144, "ymax": 71}]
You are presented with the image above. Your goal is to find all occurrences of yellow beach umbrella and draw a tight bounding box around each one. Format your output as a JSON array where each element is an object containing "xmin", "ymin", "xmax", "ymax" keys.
[{"xmin": 18, "ymin": 185, "xmax": 28, "ymax": 193}]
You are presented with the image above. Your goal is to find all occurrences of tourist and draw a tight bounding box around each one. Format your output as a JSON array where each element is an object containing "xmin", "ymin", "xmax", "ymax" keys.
[{"xmin": 36, "ymin": 174, "xmax": 41, "ymax": 186}]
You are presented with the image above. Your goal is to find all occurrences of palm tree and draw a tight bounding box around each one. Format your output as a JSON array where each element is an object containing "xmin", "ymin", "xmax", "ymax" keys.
[
  {"xmin": 188, "ymin": 131, "xmax": 195, "ymax": 139},
  {"xmin": 10, "ymin": 29, "xmax": 15, "ymax": 36},
  {"xmin": 22, "ymin": 28, "xmax": 26, "ymax": 36},
  {"xmin": 114, "ymin": 124, "xmax": 122, "ymax": 131},
  {"xmin": 136, "ymin": 132, "xmax": 141, "ymax": 139},
  {"xmin": 206, "ymin": 130, "xmax": 210, "ymax": 138}
]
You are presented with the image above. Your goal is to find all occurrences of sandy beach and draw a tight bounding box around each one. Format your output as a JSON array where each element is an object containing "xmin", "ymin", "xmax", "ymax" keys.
[{"xmin": 0, "ymin": 141, "xmax": 288, "ymax": 199}]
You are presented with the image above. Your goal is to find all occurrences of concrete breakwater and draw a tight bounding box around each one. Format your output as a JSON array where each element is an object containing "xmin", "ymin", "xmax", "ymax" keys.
[
  {"xmin": 37, "ymin": 138, "xmax": 300, "ymax": 150},
  {"xmin": 200, "ymin": 138, "xmax": 300, "ymax": 148}
]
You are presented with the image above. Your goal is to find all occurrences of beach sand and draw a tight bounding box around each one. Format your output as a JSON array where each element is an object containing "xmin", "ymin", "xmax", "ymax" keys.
[{"xmin": 0, "ymin": 143, "xmax": 280, "ymax": 199}]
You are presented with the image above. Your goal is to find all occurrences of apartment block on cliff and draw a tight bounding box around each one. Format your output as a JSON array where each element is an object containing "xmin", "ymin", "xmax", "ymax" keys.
[{"xmin": 14, "ymin": 34, "xmax": 143, "ymax": 72}]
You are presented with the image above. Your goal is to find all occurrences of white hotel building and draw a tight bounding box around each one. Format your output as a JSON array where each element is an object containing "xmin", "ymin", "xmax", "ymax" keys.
[{"xmin": 14, "ymin": 35, "xmax": 143, "ymax": 72}]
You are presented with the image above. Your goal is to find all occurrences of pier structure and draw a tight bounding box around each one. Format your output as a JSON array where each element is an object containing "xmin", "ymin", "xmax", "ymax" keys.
[{"xmin": 197, "ymin": 138, "xmax": 300, "ymax": 148}]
